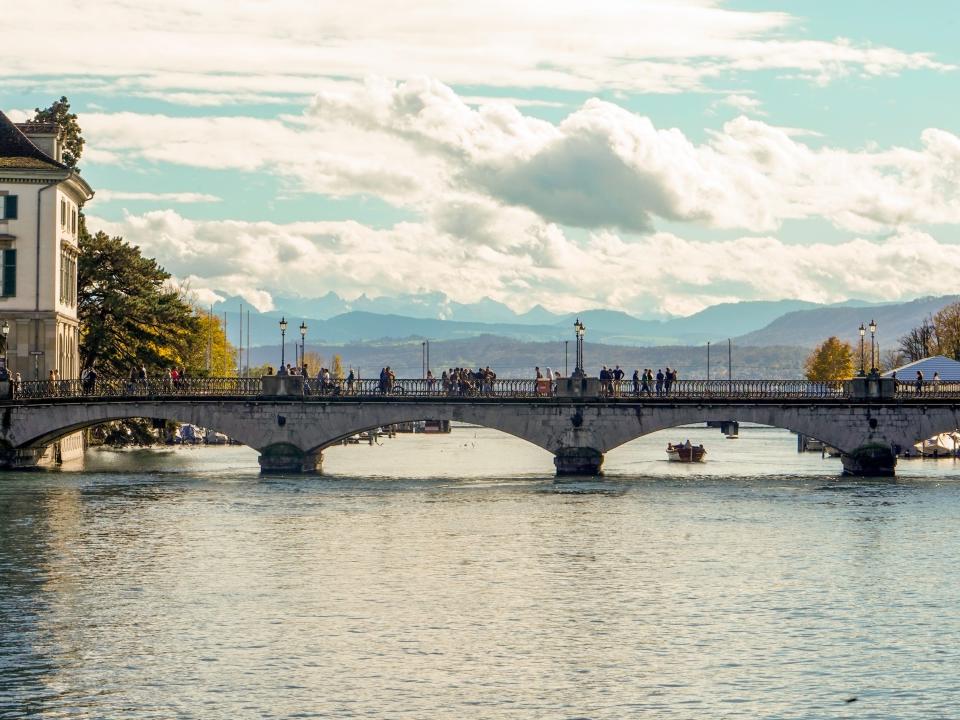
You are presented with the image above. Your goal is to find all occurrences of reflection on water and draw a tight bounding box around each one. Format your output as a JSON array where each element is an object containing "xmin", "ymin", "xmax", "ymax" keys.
[{"xmin": 1, "ymin": 426, "xmax": 960, "ymax": 718}]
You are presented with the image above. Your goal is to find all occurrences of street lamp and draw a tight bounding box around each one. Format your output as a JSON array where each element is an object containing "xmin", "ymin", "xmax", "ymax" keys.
[
  {"xmin": 858, "ymin": 323, "xmax": 866, "ymax": 376},
  {"xmin": 869, "ymin": 319, "xmax": 877, "ymax": 374},
  {"xmin": 573, "ymin": 318, "xmax": 586, "ymax": 377},
  {"xmin": 299, "ymin": 321, "xmax": 307, "ymax": 372},
  {"xmin": 279, "ymin": 317, "xmax": 287, "ymax": 371},
  {"xmin": 0, "ymin": 320, "xmax": 9, "ymax": 374}
]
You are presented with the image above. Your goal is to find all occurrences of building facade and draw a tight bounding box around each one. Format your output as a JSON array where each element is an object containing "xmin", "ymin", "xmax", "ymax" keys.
[{"xmin": 0, "ymin": 111, "xmax": 93, "ymax": 381}]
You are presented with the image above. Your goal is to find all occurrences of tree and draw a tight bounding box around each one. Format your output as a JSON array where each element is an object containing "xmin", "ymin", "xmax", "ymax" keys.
[
  {"xmin": 78, "ymin": 217, "xmax": 200, "ymax": 377},
  {"xmin": 182, "ymin": 311, "xmax": 237, "ymax": 376},
  {"xmin": 331, "ymin": 353, "xmax": 345, "ymax": 380},
  {"xmin": 933, "ymin": 302, "xmax": 960, "ymax": 361},
  {"xmin": 804, "ymin": 337, "xmax": 855, "ymax": 381},
  {"xmin": 899, "ymin": 316, "xmax": 936, "ymax": 362},
  {"xmin": 31, "ymin": 96, "xmax": 84, "ymax": 170}
]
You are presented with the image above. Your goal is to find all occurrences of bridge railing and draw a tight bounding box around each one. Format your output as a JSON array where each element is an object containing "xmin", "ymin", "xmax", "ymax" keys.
[
  {"xmin": 611, "ymin": 378, "xmax": 849, "ymax": 399},
  {"xmin": 11, "ymin": 377, "xmax": 263, "ymax": 400},
  {"xmin": 894, "ymin": 380, "xmax": 960, "ymax": 399},
  {"xmin": 11, "ymin": 375, "xmax": 960, "ymax": 401}
]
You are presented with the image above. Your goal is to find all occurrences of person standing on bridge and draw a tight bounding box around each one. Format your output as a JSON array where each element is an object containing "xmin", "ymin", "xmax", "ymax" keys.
[
  {"xmin": 933, "ymin": 371, "xmax": 941, "ymax": 394},
  {"xmin": 656, "ymin": 369, "xmax": 664, "ymax": 396},
  {"xmin": 916, "ymin": 370, "xmax": 924, "ymax": 395},
  {"xmin": 632, "ymin": 369, "xmax": 640, "ymax": 396}
]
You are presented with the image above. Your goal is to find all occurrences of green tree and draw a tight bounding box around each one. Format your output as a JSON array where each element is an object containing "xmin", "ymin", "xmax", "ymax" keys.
[
  {"xmin": 78, "ymin": 217, "xmax": 200, "ymax": 377},
  {"xmin": 31, "ymin": 96, "xmax": 84, "ymax": 170},
  {"xmin": 804, "ymin": 337, "xmax": 855, "ymax": 381}
]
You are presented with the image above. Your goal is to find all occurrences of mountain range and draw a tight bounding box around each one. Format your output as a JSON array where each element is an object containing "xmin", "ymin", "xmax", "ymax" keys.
[{"xmin": 211, "ymin": 291, "xmax": 951, "ymax": 350}]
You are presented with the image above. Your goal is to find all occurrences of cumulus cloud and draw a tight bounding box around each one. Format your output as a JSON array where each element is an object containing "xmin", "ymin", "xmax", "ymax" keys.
[
  {"xmin": 310, "ymin": 79, "xmax": 960, "ymax": 234},
  {"xmin": 85, "ymin": 209, "xmax": 960, "ymax": 317},
  {"xmin": 0, "ymin": 1, "xmax": 951, "ymax": 103}
]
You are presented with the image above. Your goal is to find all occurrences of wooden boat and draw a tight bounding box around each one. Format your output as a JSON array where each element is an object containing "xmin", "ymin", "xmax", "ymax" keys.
[{"xmin": 666, "ymin": 440, "xmax": 706, "ymax": 462}]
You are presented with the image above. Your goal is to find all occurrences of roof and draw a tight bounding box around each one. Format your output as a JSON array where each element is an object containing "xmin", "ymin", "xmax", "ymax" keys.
[
  {"xmin": 883, "ymin": 355, "xmax": 960, "ymax": 381},
  {"xmin": 0, "ymin": 110, "xmax": 68, "ymax": 171}
]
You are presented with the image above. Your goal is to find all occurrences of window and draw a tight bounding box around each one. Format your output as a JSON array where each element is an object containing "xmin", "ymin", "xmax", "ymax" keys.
[
  {"xmin": 0, "ymin": 196, "xmax": 17, "ymax": 220},
  {"xmin": 0, "ymin": 249, "xmax": 16, "ymax": 297},
  {"xmin": 61, "ymin": 199, "xmax": 66, "ymax": 226},
  {"xmin": 59, "ymin": 248, "xmax": 77, "ymax": 306}
]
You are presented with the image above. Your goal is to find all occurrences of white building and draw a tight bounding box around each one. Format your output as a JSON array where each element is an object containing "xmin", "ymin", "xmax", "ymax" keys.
[{"xmin": 0, "ymin": 111, "xmax": 93, "ymax": 380}]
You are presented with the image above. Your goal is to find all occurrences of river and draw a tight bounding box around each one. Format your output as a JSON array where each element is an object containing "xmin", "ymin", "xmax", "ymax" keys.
[{"xmin": 2, "ymin": 425, "xmax": 959, "ymax": 718}]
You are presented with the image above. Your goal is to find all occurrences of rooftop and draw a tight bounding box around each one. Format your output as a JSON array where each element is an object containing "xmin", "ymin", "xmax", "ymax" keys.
[{"xmin": 0, "ymin": 110, "xmax": 67, "ymax": 172}]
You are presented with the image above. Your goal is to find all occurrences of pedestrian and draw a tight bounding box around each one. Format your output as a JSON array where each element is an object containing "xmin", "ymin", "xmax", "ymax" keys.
[
  {"xmin": 347, "ymin": 368, "xmax": 355, "ymax": 394},
  {"xmin": 656, "ymin": 369, "xmax": 664, "ymax": 397},
  {"xmin": 933, "ymin": 371, "xmax": 941, "ymax": 394},
  {"xmin": 642, "ymin": 369, "xmax": 652, "ymax": 396},
  {"xmin": 915, "ymin": 370, "xmax": 924, "ymax": 395},
  {"xmin": 632, "ymin": 369, "xmax": 640, "ymax": 396}
]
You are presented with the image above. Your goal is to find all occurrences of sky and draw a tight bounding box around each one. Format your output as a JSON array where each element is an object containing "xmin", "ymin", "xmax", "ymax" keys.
[{"xmin": 3, "ymin": 0, "xmax": 959, "ymax": 318}]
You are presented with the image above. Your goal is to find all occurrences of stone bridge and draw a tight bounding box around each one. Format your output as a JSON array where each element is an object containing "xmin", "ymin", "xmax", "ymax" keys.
[{"xmin": 2, "ymin": 375, "xmax": 959, "ymax": 475}]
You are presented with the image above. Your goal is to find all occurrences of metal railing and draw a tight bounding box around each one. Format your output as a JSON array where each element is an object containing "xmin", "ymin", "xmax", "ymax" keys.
[{"xmin": 5, "ymin": 376, "xmax": 960, "ymax": 402}]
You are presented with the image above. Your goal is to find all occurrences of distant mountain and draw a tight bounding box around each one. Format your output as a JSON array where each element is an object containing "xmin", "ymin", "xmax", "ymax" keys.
[
  {"xmin": 735, "ymin": 295, "xmax": 960, "ymax": 348},
  {"xmin": 212, "ymin": 292, "xmax": 960, "ymax": 352}
]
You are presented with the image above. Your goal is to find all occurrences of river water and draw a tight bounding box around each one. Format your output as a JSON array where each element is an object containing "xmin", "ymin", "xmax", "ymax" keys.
[{"xmin": 2, "ymin": 425, "xmax": 960, "ymax": 718}]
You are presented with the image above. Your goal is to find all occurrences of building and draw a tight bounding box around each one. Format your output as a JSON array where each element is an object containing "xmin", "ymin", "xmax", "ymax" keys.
[
  {"xmin": 0, "ymin": 111, "xmax": 93, "ymax": 381},
  {"xmin": 883, "ymin": 355, "xmax": 960, "ymax": 383}
]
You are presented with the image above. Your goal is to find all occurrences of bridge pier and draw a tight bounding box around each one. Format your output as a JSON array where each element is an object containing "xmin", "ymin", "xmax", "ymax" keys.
[
  {"xmin": 553, "ymin": 447, "xmax": 604, "ymax": 476},
  {"xmin": 840, "ymin": 443, "xmax": 897, "ymax": 477},
  {"xmin": 258, "ymin": 443, "xmax": 323, "ymax": 474}
]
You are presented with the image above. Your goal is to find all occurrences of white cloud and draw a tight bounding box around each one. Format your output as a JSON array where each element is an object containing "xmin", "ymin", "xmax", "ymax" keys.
[
  {"xmin": 89, "ymin": 190, "xmax": 221, "ymax": 206},
  {"xmin": 713, "ymin": 93, "xmax": 766, "ymax": 115},
  {"xmin": 84, "ymin": 209, "xmax": 960, "ymax": 318},
  {"xmin": 308, "ymin": 79, "xmax": 960, "ymax": 234},
  {"xmin": 0, "ymin": 1, "xmax": 951, "ymax": 104}
]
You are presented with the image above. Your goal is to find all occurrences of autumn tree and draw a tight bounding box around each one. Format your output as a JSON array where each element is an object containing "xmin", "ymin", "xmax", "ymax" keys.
[
  {"xmin": 898, "ymin": 302, "xmax": 960, "ymax": 363},
  {"xmin": 331, "ymin": 354, "xmax": 345, "ymax": 380},
  {"xmin": 182, "ymin": 311, "xmax": 238, "ymax": 376},
  {"xmin": 31, "ymin": 96, "xmax": 84, "ymax": 170},
  {"xmin": 804, "ymin": 336, "xmax": 855, "ymax": 381},
  {"xmin": 933, "ymin": 302, "xmax": 960, "ymax": 360}
]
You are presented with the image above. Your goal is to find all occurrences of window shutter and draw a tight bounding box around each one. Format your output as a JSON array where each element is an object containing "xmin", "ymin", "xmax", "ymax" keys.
[
  {"xmin": 2, "ymin": 249, "xmax": 16, "ymax": 297},
  {"xmin": 3, "ymin": 196, "xmax": 16, "ymax": 220}
]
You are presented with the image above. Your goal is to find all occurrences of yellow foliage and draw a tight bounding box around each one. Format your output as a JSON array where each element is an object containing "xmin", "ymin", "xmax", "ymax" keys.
[
  {"xmin": 804, "ymin": 336, "xmax": 855, "ymax": 381},
  {"xmin": 331, "ymin": 354, "xmax": 345, "ymax": 380},
  {"xmin": 183, "ymin": 310, "xmax": 238, "ymax": 376}
]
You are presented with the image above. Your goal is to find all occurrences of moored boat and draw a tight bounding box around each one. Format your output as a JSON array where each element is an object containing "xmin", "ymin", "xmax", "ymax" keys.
[{"xmin": 666, "ymin": 440, "xmax": 706, "ymax": 462}]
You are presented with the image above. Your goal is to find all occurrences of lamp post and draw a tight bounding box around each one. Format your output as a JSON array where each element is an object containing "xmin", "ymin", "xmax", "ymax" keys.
[
  {"xmin": 300, "ymin": 321, "xmax": 307, "ymax": 371},
  {"xmin": 573, "ymin": 319, "xmax": 586, "ymax": 377},
  {"xmin": 869, "ymin": 319, "xmax": 877, "ymax": 374},
  {"xmin": 279, "ymin": 317, "xmax": 287, "ymax": 370},
  {"xmin": 0, "ymin": 320, "xmax": 9, "ymax": 373},
  {"xmin": 422, "ymin": 341, "xmax": 426, "ymax": 378},
  {"xmin": 858, "ymin": 323, "xmax": 866, "ymax": 376},
  {"xmin": 564, "ymin": 340, "xmax": 569, "ymax": 376}
]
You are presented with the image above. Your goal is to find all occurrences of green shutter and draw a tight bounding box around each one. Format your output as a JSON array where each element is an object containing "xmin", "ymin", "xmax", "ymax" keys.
[
  {"xmin": 3, "ymin": 196, "xmax": 16, "ymax": 220},
  {"xmin": 2, "ymin": 249, "xmax": 16, "ymax": 297}
]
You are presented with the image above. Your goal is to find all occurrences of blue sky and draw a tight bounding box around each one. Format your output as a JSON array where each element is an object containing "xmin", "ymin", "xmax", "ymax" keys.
[{"xmin": 3, "ymin": 1, "xmax": 959, "ymax": 317}]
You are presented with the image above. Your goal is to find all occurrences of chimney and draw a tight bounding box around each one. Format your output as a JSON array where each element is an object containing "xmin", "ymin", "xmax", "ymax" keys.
[{"xmin": 15, "ymin": 122, "xmax": 62, "ymax": 163}]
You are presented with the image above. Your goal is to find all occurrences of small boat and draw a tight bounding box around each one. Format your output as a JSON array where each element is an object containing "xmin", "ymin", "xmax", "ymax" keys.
[{"xmin": 666, "ymin": 440, "xmax": 706, "ymax": 462}]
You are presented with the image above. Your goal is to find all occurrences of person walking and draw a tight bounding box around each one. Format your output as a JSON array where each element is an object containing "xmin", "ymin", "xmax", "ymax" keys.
[
  {"xmin": 632, "ymin": 369, "xmax": 640, "ymax": 396},
  {"xmin": 655, "ymin": 369, "xmax": 664, "ymax": 397},
  {"xmin": 915, "ymin": 370, "xmax": 924, "ymax": 395},
  {"xmin": 933, "ymin": 371, "xmax": 941, "ymax": 394},
  {"xmin": 642, "ymin": 369, "xmax": 652, "ymax": 396}
]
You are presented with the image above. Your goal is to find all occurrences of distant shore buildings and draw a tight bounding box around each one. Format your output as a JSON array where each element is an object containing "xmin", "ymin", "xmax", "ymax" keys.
[{"xmin": 0, "ymin": 110, "xmax": 93, "ymax": 381}]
